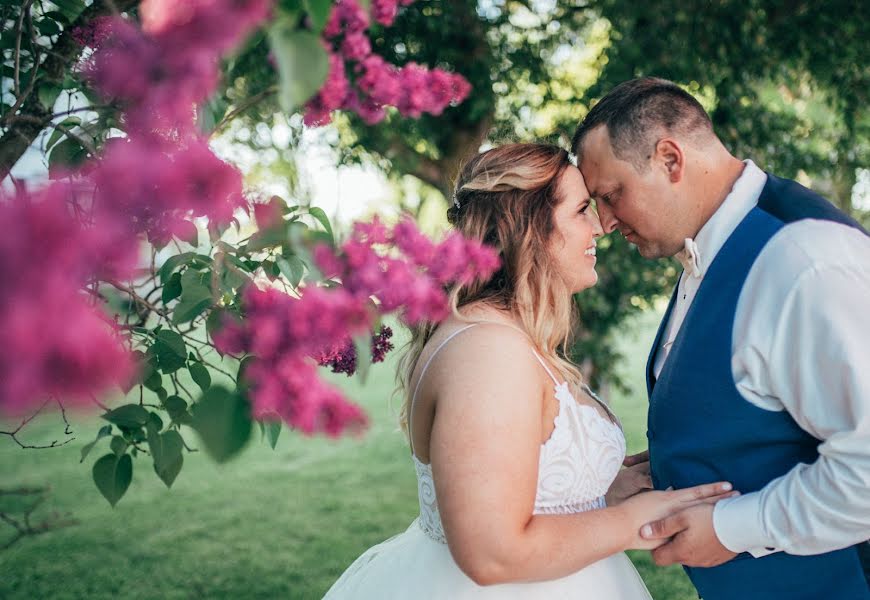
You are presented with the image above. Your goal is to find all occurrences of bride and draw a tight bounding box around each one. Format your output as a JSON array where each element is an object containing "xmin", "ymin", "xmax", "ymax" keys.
[{"xmin": 324, "ymin": 143, "xmax": 735, "ymax": 598}]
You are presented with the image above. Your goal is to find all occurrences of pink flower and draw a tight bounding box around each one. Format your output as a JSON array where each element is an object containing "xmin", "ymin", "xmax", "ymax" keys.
[
  {"xmin": 304, "ymin": 51, "xmax": 350, "ymax": 126},
  {"xmin": 71, "ymin": 16, "xmax": 116, "ymax": 48},
  {"xmin": 341, "ymin": 31, "xmax": 371, "ymax": 61},
  {"xmin": 0, "ymin": 186, "xmax": 138, "ymax": 416},
  {"xmin": 141, "ymin": 0, "xmax": 273, "ymax": 55},
  {"xmin": 371, "ymin": 0, "xmax": 399, "ymax": 26},
  {"xmin": 315, "ymin": 325, "xmax": 394, "ymax": 376},
  {"xmin": 253, "ymin": 197, "xmax": 284, "ymax": 230},
  {"xmin": 214, "ymin": 286, "xmax": 371, "ymax": 437},
  {"xmin": 356, "ymin": 55, "xmax": 402, "ymax": 107},
  {"xmin": 92, "ymin": 136, "xmax": 244, "ymax": 244},
  {"xmin": 324, "ymin": 0, "xmax": 370, "ymax": 39}
]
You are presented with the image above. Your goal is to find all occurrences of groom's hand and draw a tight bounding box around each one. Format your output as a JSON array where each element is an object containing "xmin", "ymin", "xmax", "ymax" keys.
[
  {"xmin": 606, "ymin": 451, "xmax": 653, "ymax": 506},
  {"xmin": 623, "ymin": 449, "xmax": 649, "ymax": 467},
  {"xmin": 640, "ymin": 503, "xmax": 738, "ymax": 568}
]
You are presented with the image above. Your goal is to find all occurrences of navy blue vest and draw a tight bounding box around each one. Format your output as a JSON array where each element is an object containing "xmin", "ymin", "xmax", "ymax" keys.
[{"xmin": 646, "ymin": 173, "xmax": 869, "ymax": 600}]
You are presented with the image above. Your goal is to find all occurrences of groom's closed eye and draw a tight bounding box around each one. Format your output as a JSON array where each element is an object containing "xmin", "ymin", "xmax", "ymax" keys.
[{"xmin": 600, "ymin": 187, "xmax": 620, "ymax": 207}]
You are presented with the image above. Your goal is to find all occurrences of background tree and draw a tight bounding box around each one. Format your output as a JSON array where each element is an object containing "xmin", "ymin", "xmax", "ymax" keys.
[{"xmin": 214, "ymin": 0, "xmax": 868, "ymax": 389}]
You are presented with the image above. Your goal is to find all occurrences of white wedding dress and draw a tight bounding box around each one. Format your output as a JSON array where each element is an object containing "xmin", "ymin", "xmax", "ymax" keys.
[{"xmin": 324, "ymin": 323, "xmax": 652, "ymax": 599}]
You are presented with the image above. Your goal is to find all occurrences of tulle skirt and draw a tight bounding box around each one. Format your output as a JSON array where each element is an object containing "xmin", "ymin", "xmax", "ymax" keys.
[{"xmin": 324, "ymin": 518, "xmax": 653, "ymax": 599}]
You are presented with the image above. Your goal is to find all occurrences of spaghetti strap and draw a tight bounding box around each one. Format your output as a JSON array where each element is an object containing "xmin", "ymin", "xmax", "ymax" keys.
[
  {"xmin": 409, "ymin": 324, "xmax": 477, "ymax": 454},
  {"xmin": 530, "ymin": 350, "xmax": 561, "ymax": 386}
]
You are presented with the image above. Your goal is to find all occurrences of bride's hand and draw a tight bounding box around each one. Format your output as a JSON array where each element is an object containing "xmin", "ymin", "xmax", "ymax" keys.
[
  {"xmin": 605, "ymin": 451, "xmax": 653, "ymax": 506},
  {"xmin": 616, "ymin": 481, "xmax": 739, "ymax": 551}
]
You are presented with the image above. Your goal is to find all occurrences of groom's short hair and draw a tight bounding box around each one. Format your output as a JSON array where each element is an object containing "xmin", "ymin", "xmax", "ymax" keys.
[{"xmin": 572, "ymin": 77, "xmax": 714, "ymax": 170}]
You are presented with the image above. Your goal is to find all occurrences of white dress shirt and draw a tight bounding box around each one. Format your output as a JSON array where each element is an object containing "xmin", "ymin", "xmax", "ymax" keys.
[{"xmin": 653, "ymin": 160, "xmax": 870, "ymax": 557}]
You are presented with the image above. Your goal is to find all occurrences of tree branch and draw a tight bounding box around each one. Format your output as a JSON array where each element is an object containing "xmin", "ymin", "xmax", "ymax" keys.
[
  {"xmin": 0, "ymin": 486, "xmax": 78, "ymax": 552},
  {"xmin": 0, "ymin": 0, "xmax": 139, "ymax": 181}
]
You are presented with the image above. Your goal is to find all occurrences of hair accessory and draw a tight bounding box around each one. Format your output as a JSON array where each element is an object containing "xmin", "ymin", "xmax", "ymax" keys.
[{"xmin": 452, "ymin": 193, "xmax": 461, "ymax": 209}]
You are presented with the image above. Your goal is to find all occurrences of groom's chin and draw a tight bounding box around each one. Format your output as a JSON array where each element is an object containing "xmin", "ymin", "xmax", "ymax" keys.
[{"xmin": 635, "ymin": 243, "xmax": 670, "ymax": 260}]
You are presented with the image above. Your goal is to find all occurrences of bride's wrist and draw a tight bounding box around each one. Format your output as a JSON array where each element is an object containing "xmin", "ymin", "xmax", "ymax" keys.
[{"xmin": 608, "ymin": 504, "xmax": 637, "ymax": 551}]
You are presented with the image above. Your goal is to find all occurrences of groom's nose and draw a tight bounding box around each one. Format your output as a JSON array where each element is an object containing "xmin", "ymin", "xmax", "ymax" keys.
[{"xmin": 597, "ymin": 203, "xmax": 620, "ymax": 234}]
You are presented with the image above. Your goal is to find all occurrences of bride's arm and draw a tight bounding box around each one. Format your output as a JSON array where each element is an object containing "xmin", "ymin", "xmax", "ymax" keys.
[{"xmin": 429, "ymin": 327, "xmax": 731, "ymax": 585}]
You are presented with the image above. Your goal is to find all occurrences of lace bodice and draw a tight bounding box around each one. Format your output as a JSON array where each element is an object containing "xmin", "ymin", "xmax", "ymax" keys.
[{"xmin": 409, "ymin": 323, "xmax": 627, "ymax": 544}]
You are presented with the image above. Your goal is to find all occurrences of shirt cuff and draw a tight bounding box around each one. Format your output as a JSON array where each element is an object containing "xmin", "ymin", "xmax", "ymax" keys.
[{"xmin": 712, "ymin": 493, "xmax": 780, "ymax": 557}]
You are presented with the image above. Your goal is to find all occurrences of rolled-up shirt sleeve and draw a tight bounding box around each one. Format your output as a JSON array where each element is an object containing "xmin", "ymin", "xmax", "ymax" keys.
[{"xmin": 714, "ymin": 258, "xmax": 870, "ymax": 556}]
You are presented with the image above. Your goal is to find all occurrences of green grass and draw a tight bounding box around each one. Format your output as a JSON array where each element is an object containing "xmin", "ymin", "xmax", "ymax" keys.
[{"xmin": 0, "ymin": 310, "xmax": 696, "ymax": 599}]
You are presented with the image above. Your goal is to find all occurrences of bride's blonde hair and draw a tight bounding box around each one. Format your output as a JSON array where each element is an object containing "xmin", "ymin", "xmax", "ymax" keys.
[{"xmin": 396, "ymin": 142, "xmax": 585, "ymax": 436}]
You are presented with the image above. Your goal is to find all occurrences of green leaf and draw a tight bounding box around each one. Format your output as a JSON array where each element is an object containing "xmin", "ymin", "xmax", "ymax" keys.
[
  {"xmin": 191, "ymin": 387, "xmax": 252, "ymax": 463},
  {"xmin": 220, "ymin": 255, "xmax": 250, "ymax": 291},
  {"xmin": 80, "ymin": 425, "xmax": 112, "ymax": 463},
  {"xmin": 46, "ymin": 117, "xmax": 81, "ymax": 151},
  {"xmin": 161, "ymin": 271, "xmax": 183, "ymax": 304},
  {"xmin": 198, "ymin": 94, "xmax": 229, "ymax": 135},
  {"xmin": 42, "ymin": 10, "xmax": 70, "ymax": 25},
  {"xmin": 38, "ymin": 82, "xmax": 63, "ymax": 110},
  {"xmin": 102, "ymin": 404, "xmax": 150, "ymax": 428},
  {"xmin": 156, "ymin": 387, "xmax": 168, "ymax": 404},
  {"xmin": 308, "ymin": 206, "xmax": 334, "ymax": 246},
  {"xmin": 165, "ymin": 395, "xmax": 192, "ymax": 425},
  {"xmin": 48, "ymin": 137, "xmax": 88, "ymax": 179},
  {"xmin": 236, "ymin": 356, "xmax": 256, "ymax": 392},
  {"xmin": 148, "ymin": 428, "xmax": 184, "ymax": 488},
  {"xmin": 206, "ymin": 307, "xmax": 228, "ymax": 337},
  {"xmin": 303, "ymin": 0, "xmax": 333, "ymax": 32},
  {"xmin": 158, "ymin": 253, "xmax": 212, "ymax": 284},
  {"xmin": 353, "ymin": 333, "xmax": 372, "ymax": 383},
  {"xmin": 110, "ymin": 435, "xmax": 128, "ymax": 456},
  {"xmin": 148, "ymin": 411, "xmax": 164, "ymax": 433},
  {"xmin": 173, "ymin": 269, "xmax": 213, "ymax": 325},
  {"xmin": 143, "ymin": 369, "xmax": 163, "ymax": 392},
  {"xmin": 268, "ymin": 22, "xmax": 330, "ymax": 112},
  {"xmin": 51, "ymin": 0, "xmax": 86, "ymax": 22},
  {"xmin": 265, "ymin": 420, "xmax": 282, "ymax": 450},
  {"xmin": 92, "ymin": 453, "xmax": 132, "ymax": 507},
  {"xmin": 188, "ymin": 362, "xmax": 212, "ymax": 392},
  {"xmin": 159, "ymin": 253, "xmax": 194, "ymax": 284},
  {"xmin": 276, "ymin": 255, "xmax": 305, "ymax": 288},
  {"xmin": 172, "ymin": 296, "xmax": 213, "ymax": 325},
  {"xmin": 36, "ymin": 18, "xmax": 62, "ymax": 36},
  {"xmin": 152, "ymin": 330, "xmax": 187, "ymax": 373}
]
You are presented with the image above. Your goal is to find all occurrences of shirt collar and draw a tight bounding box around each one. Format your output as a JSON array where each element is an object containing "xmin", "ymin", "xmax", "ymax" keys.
[{"xmin": 676, "ymin": 159, "xmax": 767, "ymax": 279}]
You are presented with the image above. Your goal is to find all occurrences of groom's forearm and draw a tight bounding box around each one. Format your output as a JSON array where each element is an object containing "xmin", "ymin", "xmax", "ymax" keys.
[{"xmin": 719, "ymin": 265, "xmax": 870, "ymax": 556}]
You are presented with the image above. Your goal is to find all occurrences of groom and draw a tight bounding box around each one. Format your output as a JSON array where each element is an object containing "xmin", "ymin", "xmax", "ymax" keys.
[{"xmin": 572, "ymin": 77, "xmax": 870, "ymax": 600}]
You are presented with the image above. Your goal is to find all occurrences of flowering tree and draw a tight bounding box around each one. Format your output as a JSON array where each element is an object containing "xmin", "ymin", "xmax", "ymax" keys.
[{"xmin": 0, "ymin": 0, "xmax": 497, "ymax": 516}]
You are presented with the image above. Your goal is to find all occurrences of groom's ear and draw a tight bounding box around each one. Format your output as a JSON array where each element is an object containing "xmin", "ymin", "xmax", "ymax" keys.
[{"xmin": 652, "ymin": 138, "xmax": 684, "ymax": 184}]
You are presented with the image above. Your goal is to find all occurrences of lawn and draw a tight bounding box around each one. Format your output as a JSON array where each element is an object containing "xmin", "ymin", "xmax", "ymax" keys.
[{"xmin": 0, "ymin": 309, "xmax": 697, "ymax": 599}]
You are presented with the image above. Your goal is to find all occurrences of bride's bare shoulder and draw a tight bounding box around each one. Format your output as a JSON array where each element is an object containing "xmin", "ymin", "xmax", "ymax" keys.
[{"xmin": 430, "ymin": 311, "xmax": 541, "ymax": 388}]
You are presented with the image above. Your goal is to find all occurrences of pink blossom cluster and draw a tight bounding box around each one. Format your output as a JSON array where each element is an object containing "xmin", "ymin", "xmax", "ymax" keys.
[
  {"xmin": 371, "ymin": 0, "xmax": 416, "ymax": 27},
  {"xmin": 304, "ymin": 0, "xmax": 471, "ymax": 126},
  {"xmin": 314, "ymin": 217, "xmax": 501, "ymax": 323},
  {"xmin": 213, "ymin": 217, "xmax": 496, "ymax": 435},
  {"xmin": 316, "ymin": 325, "xmax": 395, "ymax": 376},
  {"xmin": 71, "ymin": 16, "xmax": 116, "ymax": 49},
  {"xmin": 0, "ymin": 186, "xmax": 137, "ymax": 416},
  {"xmin": 214, "ymin": 287, "xmax": 370, "ymax": 436},
  {"xmin": 85, "ymin": 0, "xmax": 272, "ymax": 134},
  {"xmin": 2, "ymin": 1, "xmax": 262, "ymax": 417},
  {"xmin": 92, "ymin": 136, "xmax": 244, "ymax": 246}
]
